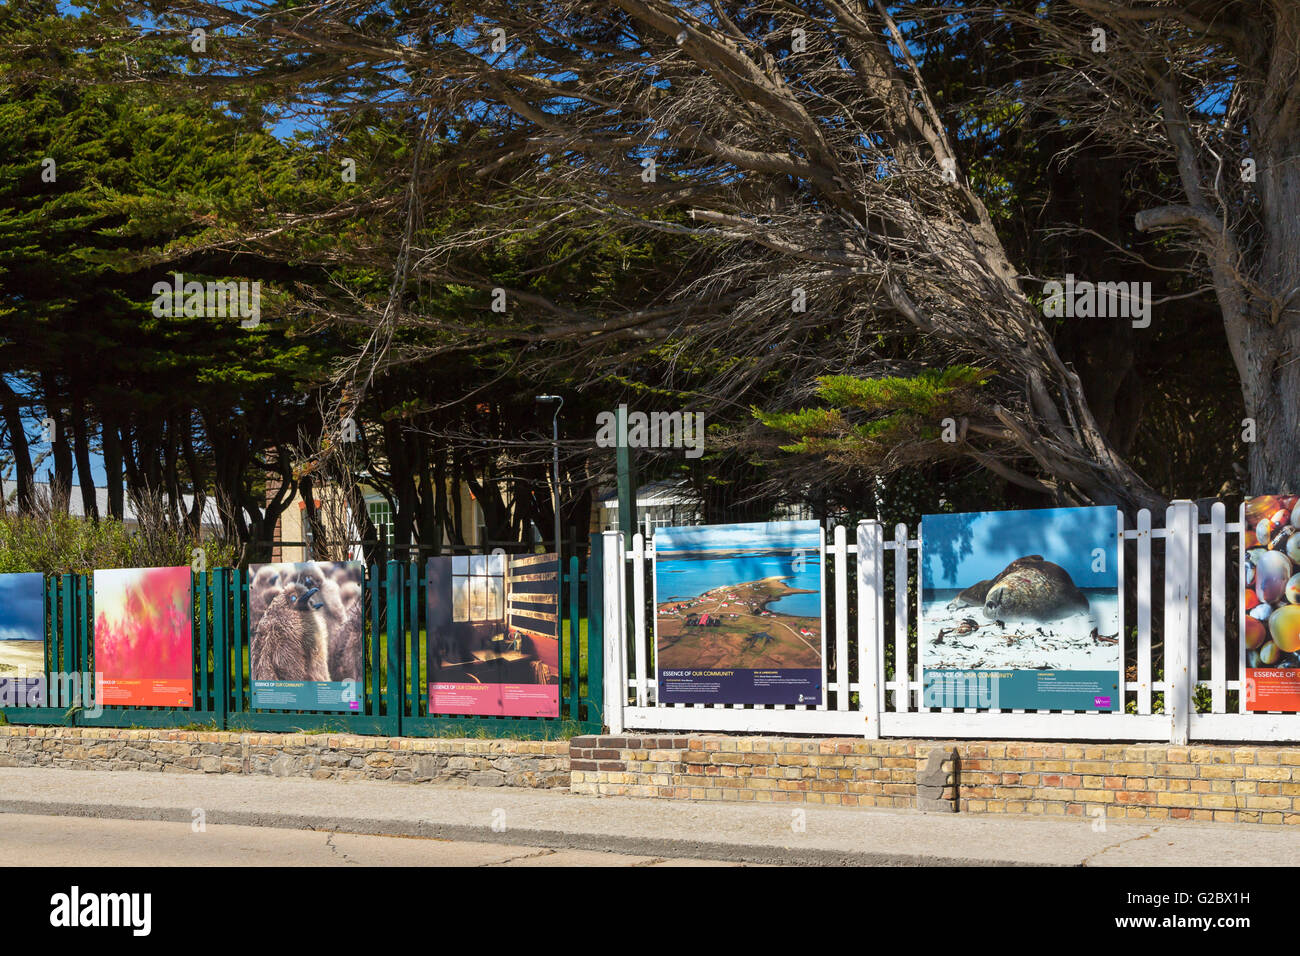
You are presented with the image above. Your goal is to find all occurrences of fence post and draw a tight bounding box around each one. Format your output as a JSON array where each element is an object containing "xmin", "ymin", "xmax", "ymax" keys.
[
  {"xmin": 83, "ymin": 572, "xmax": 96, "ymax": 719},
  {"xmin": 586, "ymin": 533, "xmax": 605, "ymax": 727},
  {"xmin": 567, "ymin": 554, "xmax": 580, "ymax": 720},
  {"xmin": 1165, "ymin": 500, "xmax": 1196, "ymax": 745},
  {"xmin": 213, "ymin": 568, "xmax": 229, "ymax": 729},
  {"xmin": 602, "ymin": 530, "xmax": 626, "ymax": 734},
  {"xmin": 833, "ymin": 525, "xmax": 849, "ymax": 710},
  {"xmin": 857, "ymin": 520, "xmax": 884, "ymax": 739},
  {"xmin": 61, "ymin": 574, "xmax": 76, "ymax": 713},
  {"xmin": 631, "ymin": 532, "xmax": 647, "ymax": 707},
  {"xmin": 231, "ymin": 567, "xmax": 245, "ymax": 721},
  {"xmin": 43, "ymin": 575, "xmax": 55, "ymax": 706},
  {"xmin": 368, "ymin": 562, "xmax": 381, "ymax": 717},
  {"xmin": 407, "ymin": 558, "xmax": 421, "ymax": 721},
  {"xmin": 1137, "ymin": 509, "xmax": 1153, "ymax": 713},
  {"xmin": 385, "ymin": 560, "xmax": 402, "ymax": 735},
  {"xmin": 197, "ymin": 569, "xmax": 210, "ymax": 719}
]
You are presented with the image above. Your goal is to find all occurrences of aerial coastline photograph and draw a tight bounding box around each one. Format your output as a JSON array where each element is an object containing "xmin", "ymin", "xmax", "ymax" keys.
[{"xmin": 655, "ymin": 521, "xmax": 823, "ymax": 679}]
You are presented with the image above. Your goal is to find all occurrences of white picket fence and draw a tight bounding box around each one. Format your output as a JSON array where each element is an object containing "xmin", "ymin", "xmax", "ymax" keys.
[{"xmin": 600, "ymin": 499, "xmax": 1300, "ymax": 744}]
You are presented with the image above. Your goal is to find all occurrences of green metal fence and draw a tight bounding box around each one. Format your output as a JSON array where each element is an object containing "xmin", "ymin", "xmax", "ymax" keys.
[{"xmin": 0, "ymin": 537, "xmax": 606, "ymax": 739}]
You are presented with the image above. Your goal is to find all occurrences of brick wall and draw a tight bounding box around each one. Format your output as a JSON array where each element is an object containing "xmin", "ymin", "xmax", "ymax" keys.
[
  {"xmin": 570, "ymin": 735, "xmax": 1300, "ymax": 825},
  {"xmin": 0, "ymin": 727, "xmax": 569, "ymax": 788},
  {"xmin": 959, "ymin": 741, "xmax": 1300, "ymax": 824},
  {"xmin": 8, "ymin": 726, "xmax": 1300, "ymax": 824},
  {"xmin": 570, "ymin": 735, "xmax": 919, "ymax": 807}
]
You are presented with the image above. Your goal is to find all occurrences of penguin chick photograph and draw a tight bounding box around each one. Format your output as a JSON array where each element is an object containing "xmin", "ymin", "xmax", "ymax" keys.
[
  {"xmin": 248, "ymin": 565, "xmax": 283, "ymax": 633},
  {"xmin": 305, "ymin": 562, "xmax": 363, "ymax": 683},
  {"xmin": 250, "ymin": 573, "xmax": 331, "ymax": 682},
  {"xmin": 248, "ymin": 561, "xmax": 364, "ymax": 683}
]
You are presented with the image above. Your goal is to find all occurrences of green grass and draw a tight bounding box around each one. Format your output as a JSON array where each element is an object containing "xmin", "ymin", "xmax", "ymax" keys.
[
  {"xmin": 562, "ymin": 616, "xmax": 591, "ymax": 698},
  {"xmin": 402, "ymin": 718, "xmax": 585, "ymax": 740}
]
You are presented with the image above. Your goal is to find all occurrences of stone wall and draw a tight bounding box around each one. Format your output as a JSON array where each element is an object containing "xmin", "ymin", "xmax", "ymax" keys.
[
  {"xmin": 0, "ymin": 727, "xmax": 569, "ymax": 788},
  {"xmin": 570, "ymin": 735, "xmax": 1300, "ymax": 825},
  {"xmin": 10, "ymin": 726, "xmax": 1300, "ymax": 825}
]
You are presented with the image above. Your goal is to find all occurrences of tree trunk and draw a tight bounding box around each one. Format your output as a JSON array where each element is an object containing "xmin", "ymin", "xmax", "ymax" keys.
[
  {"xmin": 299, "ymin": 474, "xmax": 325, "ymax": 559},
  {"xmin": 40, "ymin": 370, "xmax": 72, "ymax": 511},
  {"xmin": 432, "ymin": 449, "xmax": 448, "ymax": 556},
  {"xmin": 382, "ymin": 421, "xmax": 417, "ymax": 560},
  {"xmin": 102, "ymin": 417, "xmax": 124, "ymax": 520},
  {"xmin": 180, "ymin": 413, "xmax": 207, "ymax": 531},
  {"xmin": 70, "ymin": 389, "xmax": 98, "ymax": 521},
  {"xmin": 163, "ymin": 411, "xmax": 184, "ymax": 524},
  {"xmin": 343, "ymin": 478, "xmax": 377, "ymax": 567},
  {"xmin": 448, "ymin": 453, "xmax": 466, "ymax": 547},
  {"xmin": 1245, "ymin": 120, "xmax": 1300, "ymax": 494},
  {"xmin": 120, "ymin": 420, "xmax": 144, "ymax": 503},
  {"xmin": 416, "ymin": 443, "xmax": 438, "ymax": 559},
  {"xmin": 0, "ymin": 378, "xmax": 35, "ymax": 512},
  {"xmin": 244, "ymin": 445, "xmax": 297, "ymax": 562}
]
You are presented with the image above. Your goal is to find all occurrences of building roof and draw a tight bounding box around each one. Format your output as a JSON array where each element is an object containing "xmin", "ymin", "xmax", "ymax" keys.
[
  {"xmin": 598, "ymin": 479, "xmax": 700, "ymax": 509},
  {"xmin": 0, "ymin": 480, "xmax": 222, "ymax": 527}
]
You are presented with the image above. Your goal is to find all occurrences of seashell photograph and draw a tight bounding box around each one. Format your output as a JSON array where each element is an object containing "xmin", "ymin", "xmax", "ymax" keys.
[{"xmin": 1244, "ymin": 494, "xmax": 1300, "ymax": 711}]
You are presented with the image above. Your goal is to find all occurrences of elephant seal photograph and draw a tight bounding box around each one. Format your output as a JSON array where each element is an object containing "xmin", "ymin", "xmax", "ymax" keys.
[
  {"xmin": 946, "ymin": 555, "xmax": 1091, "ymax": 622},
  {"xmin": 920, "ymin": 507, "xmax": 1120, "ymax": 707}
]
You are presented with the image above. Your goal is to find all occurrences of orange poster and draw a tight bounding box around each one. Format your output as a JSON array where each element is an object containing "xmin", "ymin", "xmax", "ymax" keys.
[{"xmin": 93, "ymin": 567, "xmax": 194, "ymax": 708}]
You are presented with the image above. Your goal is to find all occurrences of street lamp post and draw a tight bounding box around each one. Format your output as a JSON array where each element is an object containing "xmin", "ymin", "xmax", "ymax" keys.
[{"xmin": 535, "ymin": 395, "xmax": 564, "ymax": 565}]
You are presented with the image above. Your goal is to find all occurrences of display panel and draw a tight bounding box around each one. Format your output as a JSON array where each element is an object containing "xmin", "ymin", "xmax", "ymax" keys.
[
  {"xmin": 921, "ymin": 506, "xmax": 1121, "ymax": 711},
  {"xmin": 654, "ymin": 520, "xmax": 824, "ymax": 706},
  {"xmin": 249, "ymin": 561, "xmax": 365, "ymax": 711},
  {"xmin": 426, "ymin": 552, "xmax": 560, "ymax": 717},
  {"xmin": 0, "ymin": 572, "xmax": 46, "ymax": 706},
  {"xmin": 1243, "ymin": 494, "xmax": 1300, "ymax": 711},
  {"xmin": 93, "ymin": 567, "xmax": 193, "ymax": 707}
]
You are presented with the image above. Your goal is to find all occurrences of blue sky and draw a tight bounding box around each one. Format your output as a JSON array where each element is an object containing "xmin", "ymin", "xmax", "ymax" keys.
[
  {"xmin": 656, "ymin": 520, "xmax": 820, "ymax": 553},
  {"xmin": 3, "ymin": 377, "xmax": 108, "ymax": 487},
  {"xmin": 922, "ymin": 506, "xmax": 1118, "ymax": 590},
  {"xmin": 0, "ymin": 573, "xmax": 44, "ymax": 641}
]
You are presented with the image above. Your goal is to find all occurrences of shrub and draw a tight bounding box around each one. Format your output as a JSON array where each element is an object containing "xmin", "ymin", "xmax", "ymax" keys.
[{"xmin": 0, "ymin": 489, "xmax": 240, "ymax": 574}]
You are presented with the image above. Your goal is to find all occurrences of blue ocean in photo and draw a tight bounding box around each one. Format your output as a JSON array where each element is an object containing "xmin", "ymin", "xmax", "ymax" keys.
[{"xmin": 656, "ymin": 554, "xmax": 820, "ymax": 616}]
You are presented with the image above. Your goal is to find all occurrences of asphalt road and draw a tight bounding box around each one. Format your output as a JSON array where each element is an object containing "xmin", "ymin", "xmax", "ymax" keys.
[
  {"xmin": 0, "ymin": 813, "xmax": 752, "ymax": 867},
  {"xmin": 4, "ymin": 767, "xmax": 1300, "ymax": 865}
]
